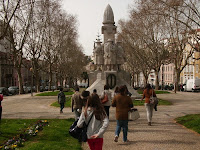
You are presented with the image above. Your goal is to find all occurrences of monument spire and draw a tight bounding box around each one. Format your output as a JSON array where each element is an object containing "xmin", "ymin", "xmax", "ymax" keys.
[
  {"xmin": 103, "ymin": 4, "xmax": 115, "ymax": 24},
  {"xmin": 102, "ymin": 4, "xmax": 117, "ymax": 43}
]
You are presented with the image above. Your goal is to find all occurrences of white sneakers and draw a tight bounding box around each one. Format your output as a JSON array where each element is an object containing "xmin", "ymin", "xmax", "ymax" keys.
[{"xmin": 114, "ymin": 136, "xmax": 118, "ymax": 142}]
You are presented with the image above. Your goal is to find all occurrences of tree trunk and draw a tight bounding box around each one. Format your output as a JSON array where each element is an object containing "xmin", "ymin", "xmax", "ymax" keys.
[
  {"xmin": 155, "ymin": 71, "xmax": 159, "ymax": 90},
  {"xmin": 136, "ymin": 73, "xmax": 139, "ymax": 87},
  {"xmin": 174, "ymin": 70, "xmax": 180, "ymax": 93},
  {"xmin": 132, "ymin": 73, "xmax": 135, "ymax": 88},
  {"xmin": 17, "ymin": 68, "xmax": 24, "ymax": 94},
  {"xmin": 55, "ymin": 73, "xmax": 58, "ymax": 90},
  {"xmin": 48, "ymin": 64, "xmax": 52, "ymax": 91},
  {"xmin": 35, "ymin": 70, "xmax": 40, "ymax": 93},
  {"xmin": 60, "ymin": 76, "xmax": 63, "ymax": 88},
  {"xmin": 144, "ymin": 75, "xmax": 148, "ymax": 87}
]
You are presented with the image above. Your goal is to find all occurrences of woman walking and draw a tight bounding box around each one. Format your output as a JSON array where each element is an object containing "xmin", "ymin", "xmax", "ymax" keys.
[
  {"xmin": 77, "ymin": 94, "xmax": 109, "ymax": 150},
  {"xmin": 100, "ymin": 85, "xmax": 112, "ymax": 118},
  {"xmin": 112, "ymin": 85, "xmax": 133, "ymax": 143},
  {"xmin": 141, "ymin": 84, "xmax": 157, "ymax": 126}
]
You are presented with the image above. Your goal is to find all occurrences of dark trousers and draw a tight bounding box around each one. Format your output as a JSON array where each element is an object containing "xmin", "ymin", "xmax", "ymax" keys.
[
  {"xmin": 104, "ymin": 106, "xmax": 110, "ymax": 118},
  {"xmin": 0, "ymin": 107, "xmax": 2, "ymax": 120},
  {"xmin": 60, "ymin": 103, "xmax": 65, "ymax": 111}
]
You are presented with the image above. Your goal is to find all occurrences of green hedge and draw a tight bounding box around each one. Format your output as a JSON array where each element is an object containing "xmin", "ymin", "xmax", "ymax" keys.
[{"xmin": 36, "ymin": 91, "xmax": 74, "ymax": 96}]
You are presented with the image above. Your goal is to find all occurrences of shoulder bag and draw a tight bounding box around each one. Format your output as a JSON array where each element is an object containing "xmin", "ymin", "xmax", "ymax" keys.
[
  {"xmin": 128, "ymin": 108, "xmax": 140, "ymax": 121},
  {"xmin": 69, "ymin": 114, "xmax": 93, "ymax": 142},
  {"xmin": 101, "ymin": 92, "xmax": 108, "ymax": 104},
  {"xmin": 149, "ymin": 89, "xmax": 158, "ymax": 105}
]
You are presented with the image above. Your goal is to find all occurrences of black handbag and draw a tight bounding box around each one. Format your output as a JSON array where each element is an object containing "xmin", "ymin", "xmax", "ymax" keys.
[{"xmin": 69, "ymin": 114, "xmax": 93, "ymax": 142}]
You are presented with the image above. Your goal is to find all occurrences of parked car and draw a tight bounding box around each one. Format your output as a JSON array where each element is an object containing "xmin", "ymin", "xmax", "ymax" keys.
[
  {"xmin": 78, "ymin": 83, "xmax": 88, "ymax": 88},
  {"xmin": 45, "ymin": 86, "xmax": 49, "ymax": 91},
  {"xmin": 51, "ymin": 86, "xmax": 56, "ymax": 91},
  {"xmin": 40, "ymin": 86, "xmax": 45, "ymax": 92},
  {"xmin": 8, "ymin": 86, "xmax": 19, "ymax": 95},
  {"xmin": 0, "ymin": 87, "xmax": 10, "ymax": 96},
  {"xmin": 27, "ymin": 86, "xmax": 32, "ymax": 93},
  {"xmin": 183, "ymin": 78, "xmax": 200, "ymax": 92},
  {"xmin": 23, "ymin": 86, "xmax": 29, "ymax": 93}
]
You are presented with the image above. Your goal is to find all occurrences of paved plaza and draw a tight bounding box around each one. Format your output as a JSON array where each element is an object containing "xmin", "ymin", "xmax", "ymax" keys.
[{"xmin": 1, "ymin": 92, "xmax": 200, "ymax": 150}]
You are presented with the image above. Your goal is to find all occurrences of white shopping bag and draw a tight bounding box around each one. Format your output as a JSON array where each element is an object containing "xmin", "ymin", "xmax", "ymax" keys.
[{"xmin": 128, "ymin": 108, "xmax": 140, "ymax": 121}]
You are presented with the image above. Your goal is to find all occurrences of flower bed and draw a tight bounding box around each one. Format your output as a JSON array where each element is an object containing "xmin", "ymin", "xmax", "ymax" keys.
[{"xmin": 0, "ymin": 120, "xmax": 48, "ymax": 150}]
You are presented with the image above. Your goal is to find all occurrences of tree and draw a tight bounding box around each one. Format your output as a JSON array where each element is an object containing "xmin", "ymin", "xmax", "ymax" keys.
[
  {"xmin": 118, "ymin": 1, "xmax": 170, "ymax": 89},
  {"xmin": 5, "ymin": 0, "xmax": 35, "ymax": 94},
  {"xmin": 0, "ymin": 0, "xmax": 21, "ymax": 40},
  {"xmin": 144, "ymin": 0, "xmax": 196, "ymax": 92}
]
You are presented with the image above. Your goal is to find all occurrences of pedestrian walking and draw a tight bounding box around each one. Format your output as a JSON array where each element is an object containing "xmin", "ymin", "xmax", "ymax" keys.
[
  {"xmin": 81, "ymin": 90, "xmax": 90, "ymax": 107},
  {"xmin": 71, "ymin": 87, "xmax": 83, "ymax": 121},
  {"xmin": 114, "ymin": 86, "xmax": 120, "ymax": 96},
  {"xmin": 77, "ymin": 94, "xmax": 109, "ymax": 150},
  {"xmin": 57, "ymin": 88, "xmax": 66, "ymax": 114},
  {"xmin": 141, "ymin": 83, "xmax": 157, "ymax": 126},
  {"xmin": 100, "ymin": 85, "xmax": 112, "ymax": 118},
  {"xmin": 0, "ymin": 94, "xmax": 3, "ymax": 121},
  {"xmin": 112, "ymin": 85, "xmax": 133, "ymax": 143},
  {"xmin": 91, "ymin": 89, "xmax": 98, "ymax": 96}
]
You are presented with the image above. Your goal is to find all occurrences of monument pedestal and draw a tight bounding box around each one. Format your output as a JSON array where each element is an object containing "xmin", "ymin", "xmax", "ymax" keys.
[{"xmin": 86, "ymin": 71, "xmax": 141, "ymax": 99}]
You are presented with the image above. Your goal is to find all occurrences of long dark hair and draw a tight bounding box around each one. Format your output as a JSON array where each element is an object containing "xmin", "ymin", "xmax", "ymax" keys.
[
  {"xmin": 114, "ymin": 86, "xmax": 119, "ymax": 93},
  {"xmin": 84, "ymin": 94, "xmax": 106, "ymax": 121},
  {"xmin": 119, "ymin": 85, "xmax": 126, "ymax": 95}
]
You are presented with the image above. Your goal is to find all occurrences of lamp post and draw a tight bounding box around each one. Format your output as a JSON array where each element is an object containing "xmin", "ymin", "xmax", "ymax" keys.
[{"xmin": 30, "ymin": 67, "xmax": 33, "ymax": 96}]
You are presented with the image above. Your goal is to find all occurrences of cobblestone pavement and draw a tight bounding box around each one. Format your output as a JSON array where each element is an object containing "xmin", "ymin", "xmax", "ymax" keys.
[{"xmin": 2, "ymin": 92, "xmax": 200, "ymax": 150}]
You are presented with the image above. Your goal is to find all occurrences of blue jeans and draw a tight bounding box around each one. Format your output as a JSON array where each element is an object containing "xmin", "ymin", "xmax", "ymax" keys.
[{"xmin": 115, "ymin": 120, "xmax": 128, "ymax": 142}]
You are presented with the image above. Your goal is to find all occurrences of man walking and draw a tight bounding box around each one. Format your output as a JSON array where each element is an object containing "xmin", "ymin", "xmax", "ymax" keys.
[
  {"xmin": 58, "ymin": 88, "xmax": 66, "ymax": 113},
  {"xmin": 71, "ymin": 87, "xmax": 83, "ymax": 121}
]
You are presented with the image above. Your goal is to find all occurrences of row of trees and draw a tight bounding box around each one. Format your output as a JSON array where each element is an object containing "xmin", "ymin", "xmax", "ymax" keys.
[
  {"xmin": 0, "ymin": 0, "xmax": 88, "ymax": 94},
  {"xmin": 119, "ymin": 0, "xmax": 200, "ymax": 92}
]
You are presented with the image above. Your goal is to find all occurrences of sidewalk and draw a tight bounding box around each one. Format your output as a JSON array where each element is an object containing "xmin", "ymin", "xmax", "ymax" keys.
[
  {"xmin": 82, "ymin": 92, "xmax": 200, "ymax": 150},
  {"xmin": 2, "ymin": 92, "xmax": 200, "ymax": 150}
]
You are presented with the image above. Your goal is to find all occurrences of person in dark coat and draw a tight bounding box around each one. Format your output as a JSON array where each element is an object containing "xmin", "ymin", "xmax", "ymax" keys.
[{"xmin": 58, "ymin": 88, "xmax": 66, "ymax": 113}]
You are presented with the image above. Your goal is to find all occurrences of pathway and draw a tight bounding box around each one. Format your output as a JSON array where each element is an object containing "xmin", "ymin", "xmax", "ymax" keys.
[{"xmin": 2, "ymin": 92, "xmax": 200, "ymax": 150}]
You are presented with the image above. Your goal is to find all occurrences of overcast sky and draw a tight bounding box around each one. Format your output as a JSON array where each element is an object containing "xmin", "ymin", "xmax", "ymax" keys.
[{"xmin": 61, "ymin": 0, "xmax": 135, "ymax": 56}]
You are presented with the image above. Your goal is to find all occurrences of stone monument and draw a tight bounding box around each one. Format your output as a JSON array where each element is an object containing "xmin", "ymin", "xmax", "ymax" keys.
[{"xmin": 86, "ymin": 4, "xmax": 141, "ymax": 99}]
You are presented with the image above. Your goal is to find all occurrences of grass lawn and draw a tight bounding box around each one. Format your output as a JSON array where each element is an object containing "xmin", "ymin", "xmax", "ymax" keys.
[
  {"xmin": 51, "ymin": 97, "xmax": 71, "ymax": 107},
  {"xmin": 137, "ymin": 90, "xmax": 170, "ymax": 95},
  {"xmin": 175, "ymin": 114, "xmax": 200, "ymax": 134},
  {"xmin": 0, "ymin": 119, "xmax": 82, "ymax": 150},
  {"xmin": 35, "ymin": 91, "xmax": 74, "ymax": 96},
  {"xmin": 0, "ymin": 119, "xmax": 38, "ymax": 144},
  {"xmin": 133, "ymin": 99, "xmax": 172, "ymax": 106}
]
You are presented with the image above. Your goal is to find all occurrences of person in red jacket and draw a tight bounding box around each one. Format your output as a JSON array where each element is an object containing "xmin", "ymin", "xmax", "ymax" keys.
[
  {"xmin": 141, "ymin": 84, "xmax": 157, "ymax": 126},
  {"xmin": 0, "ymin": 94, "xmax": 3, "ymax": 121}
]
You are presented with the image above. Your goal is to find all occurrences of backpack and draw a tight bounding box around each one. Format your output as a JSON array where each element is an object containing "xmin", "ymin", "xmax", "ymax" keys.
[{"xmin": 58, "ymin": 92, "xmax": 66, "ymax": 103}]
